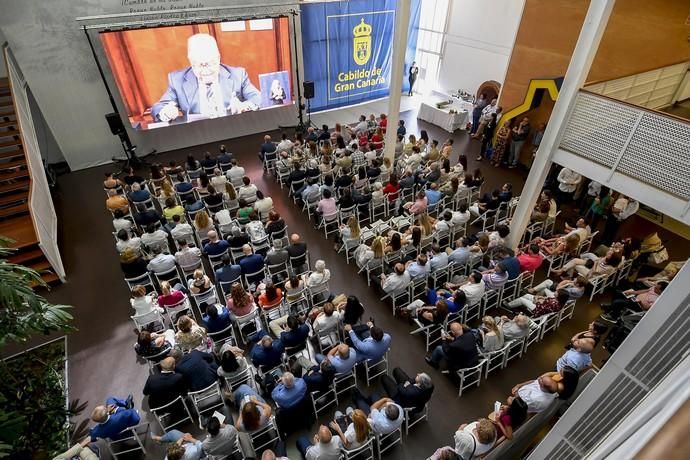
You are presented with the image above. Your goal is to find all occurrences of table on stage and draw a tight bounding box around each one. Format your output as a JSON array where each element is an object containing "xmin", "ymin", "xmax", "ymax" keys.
[{"xmin": 417, "ymin": 100, "xmax": 472, "ymax": 133}]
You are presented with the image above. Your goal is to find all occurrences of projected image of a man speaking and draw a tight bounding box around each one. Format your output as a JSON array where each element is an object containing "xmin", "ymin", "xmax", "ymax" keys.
[{"xmin": 151, "ymin": 33, "xmax": 262, "ymax": 122}]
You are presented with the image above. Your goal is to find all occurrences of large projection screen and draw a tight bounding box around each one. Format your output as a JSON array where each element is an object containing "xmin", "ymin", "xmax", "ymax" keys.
[{"xmin": 100, "ymin": 18, "xmax": 293, "ymax": 131}]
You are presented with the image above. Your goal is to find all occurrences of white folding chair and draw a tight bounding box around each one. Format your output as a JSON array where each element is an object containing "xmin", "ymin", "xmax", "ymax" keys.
[
  {"xmin": 247, "ymin": 416, "xmax": 281, "ymax": 457},
  {"xmin": 310, "ymin": 387, "xmax": 338, "ymax": 419},
  {"xmin": 455, "ymin": 359, "xmax": 486, "ymax": 397},
  {"xmin": 342, "ymin": 436, "xmax": 375, "ymax": 460},
  {"xmin": 124, "ymin": 272, "xmax": 155, "ymax": 292},
  {"xmin": 188, "ymin": 381, "xmax": 225, "ymax": 422},
  {"xmin": 105, "ymin": 422, "xmax": 150, "ymax": 459},
  {"xmin": 150, "ymin": 396, "xmax": 194, "ymax": 432},
  {"xmin": 165, "ymin": 295, "xmax": 195, "ymax": 327},
  {"xmin": 131, "ymin": 309, "xmax": 166, "ymax": 332},
  {"xmin": 235, "ymin": 307, "xmax": 262, "ymax": 344},
  {"xmin": 403, "ymin": 403, "xmax": 429, "ymax": 436},
  {"xmin": 333, "ymin": 369, "xmax": 357, "ymax": 400},
  {"xmin": 483, "ymin": 342, "xmax": 511, "ymax": 378},
  {"xmin": 360, "ymin": 351, "xmax": 389, "ymax": 386},
  {"xmin": 374, "ymin": 426, "xmax": 402, "ymax": 459}
]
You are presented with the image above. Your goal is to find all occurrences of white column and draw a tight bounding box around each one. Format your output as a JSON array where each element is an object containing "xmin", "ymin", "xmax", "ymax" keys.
[
  {"xmin": 506, "ymin": 0, "xmax": 617, "ymax": 249},
  {"xmin": 383, "ymin": 0, "xmax": 411, "ymax": 163}
]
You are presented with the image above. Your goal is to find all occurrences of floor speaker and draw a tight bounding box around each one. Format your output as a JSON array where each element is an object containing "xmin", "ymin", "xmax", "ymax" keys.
[
  {"xmin": 303, "ymin": 81, "xmax": 315, "ymax": 99},
  {"xmin": 105, "ymin": 112, "xmax": 125, "ymax": 136}
]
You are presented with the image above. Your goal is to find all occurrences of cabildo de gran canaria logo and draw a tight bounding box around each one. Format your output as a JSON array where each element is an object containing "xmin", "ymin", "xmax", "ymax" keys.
[{"xmin": 353, "ymin": 18, "xmax": 372, "ymax": 65}]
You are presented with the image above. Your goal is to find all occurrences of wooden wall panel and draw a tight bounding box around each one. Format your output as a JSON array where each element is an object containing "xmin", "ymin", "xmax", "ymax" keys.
[{"xmin": 500, "ymin": 0, "xmax": 690, "ymax": 114}]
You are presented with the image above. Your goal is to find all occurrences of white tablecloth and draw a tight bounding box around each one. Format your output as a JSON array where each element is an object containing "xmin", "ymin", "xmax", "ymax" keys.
[{"xmin": 417, "ymin": 102, "xmax": 470, "ymax": 132}]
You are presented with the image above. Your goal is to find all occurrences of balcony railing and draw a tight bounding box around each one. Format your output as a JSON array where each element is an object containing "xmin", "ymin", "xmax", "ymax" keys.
[{"xmin": 559, "ymin": 90, "xmax": 690, "ymax": 201}]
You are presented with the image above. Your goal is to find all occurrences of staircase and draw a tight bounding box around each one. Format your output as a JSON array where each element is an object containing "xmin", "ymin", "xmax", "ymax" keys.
[{"xmin": 0, "ymin": 76, "xmax": 60, "ymax": 286}]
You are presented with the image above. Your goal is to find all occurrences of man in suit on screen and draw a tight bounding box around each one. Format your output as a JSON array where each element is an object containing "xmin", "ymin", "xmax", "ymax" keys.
[{"xmin": 151, "ymin": 33, "xmax": 262, "ymax": 122}]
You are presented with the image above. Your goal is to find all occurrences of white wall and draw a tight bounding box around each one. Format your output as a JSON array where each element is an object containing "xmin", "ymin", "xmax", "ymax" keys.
[
  {"xmin": 0, "ymin": 0, "xmax": 298, "ymax": 171},
  {"xmin": 438, "ymin": 0, "xmax": 524, "ymax": 96}
]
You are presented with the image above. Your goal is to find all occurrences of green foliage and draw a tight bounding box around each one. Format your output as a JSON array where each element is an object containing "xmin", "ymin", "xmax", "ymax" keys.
[
  {"xmin": 0, "ymin": 340, "xmax": 70, "ymax": 459},
  {"xmin": 0, "ymin": 237, "xmax": 78, "ymax": 458},
  {"xmin": 0, "ymin": 241, "xmax": 75, "ymax": 348}
]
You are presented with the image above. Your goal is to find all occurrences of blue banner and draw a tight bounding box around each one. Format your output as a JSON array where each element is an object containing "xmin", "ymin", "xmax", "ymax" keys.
[{"xmin": 300, "ymin": 0, "xmax": 421, "ymax": 112}]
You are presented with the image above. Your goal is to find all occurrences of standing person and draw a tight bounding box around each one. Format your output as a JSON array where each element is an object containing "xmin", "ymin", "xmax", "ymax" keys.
[
  {"xmin": 470, "ymin": 93, "xmax": 487, "ymax": 136},
  {"xmin": 585, "ymin": 186, "xmax": 611, "ymax": 230},
  {"xmin": 408, "ymin": 61, "xmax": 419, "ymax": 96},
  {"xmin": 508, "ymin": 117, "xmax": 530, "ymax": 169},
  {"xmin": 490, "ymin": 120, "xmax": 512, "ymax": 167},
  {"xmin": 556, "ymin": 167, "xmax": 583, "ymax": 204},
  {"xmin": 471, "ymin": 98, "xmax": 497, "ymax": 139},
  {"xmin": 602, "ymin": 195, "xmax": 638, "ymax": 245},
  {"xmin": 530, "ymin": 122, "xmax": 546, "ymax": 167},
  {"xmin": 477, "ymin": 113, "xmax": 497, "ymax": 161}
]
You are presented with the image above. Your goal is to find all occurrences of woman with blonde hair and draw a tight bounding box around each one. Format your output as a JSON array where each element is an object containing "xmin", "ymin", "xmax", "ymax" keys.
[
  {"xmin": 157, "ymin": 280, "xmax": 186, "ymax": 308},
  {"xmin": 337, "ymin": 216, "xmax": 361, "ymax": 251},
  {"xmin": 478, "ymin": 315, "xmax": 504, "ymax": 352},
  {"xmin": 354, "ymin": 235, "xmax": 385, "ymax": 269},
  {"xmin": 175, "ymin": 314, "xmax": 208, "ymax": 351},
  {"xmin": 417, "ymin": 214, "xmax": 435, "ymax": 236},
  {"xmin": 187, "ymin": 269, "xmax": 211, "ymax": 294},
  {"xmin": 223, "ymin": 182, "xmax": 238, "ymax": 210},
  {"xmin": 193, "ymin": 210, "xmax": 214, "ymax": 242},
  {"xmin": 330, "ymin": 408, "xmax": 371, "ymax": 450},
  {"xmin": 158, "ymin": 178, "xmax": 175, "ymax": 199}
]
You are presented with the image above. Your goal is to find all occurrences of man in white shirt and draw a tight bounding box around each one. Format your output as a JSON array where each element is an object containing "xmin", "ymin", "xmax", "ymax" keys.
[
  {"xmin": 312, "ymin": 302, "xmax": 341, "ymax": 333},
  {"xmin": 225, "ymin": 159, "xmax": 245, "ymax": 183},
  {"xmin": 557, "ymin": 167, "xmax": 582, "ymax": 203},
  {"xmin": 141, "ymin": 224, "xmax": 168, "ymax": 251},
  {"xmin": 175, "ymin": 239, "xmax": 202, "ymax": 269},
  {"xmin": 446, "ymin": 271, "xmax": 485, "ymax": 307},
  {"xmin": 170, "ymin": 215, "xmax": 194, "ymax": 243},
  {"xmin": 146, "ymin": 247, "xmax": 176, "ymax": 274},
  {"xmin": 511, "ymin": 374, "xmax": 559, "ymax": 413},
  {"xmin": 115, "ymin": 230, "xmax": 142, "ymax": 254},
  {"xmin": 238, "ymin": 177, "xmax": 258, "ymax": 204},
  {"xmin": 428, "ymin": 243, "xmax": 449, "ymax": 272},
  {"xmin": 354, "ymin": 115, "xmax": 368, "ymax": 136},
  {"xmin": 297, "ymin": 425, "xmax": 341, "ymax": 460},
  {"xmin": 380, "ymin": 263, "xmax": 411, "ymax": 296},
  {"xmin": 564, "ymin": 218, "xmax": 590, "ymax": 243},
  {"xmin": 112, "ymin": 210, "xmax": 133, "ymax": 233},
  {"xmin": 276, "ymin": 133, "xmax": 294, "ymax": 154},
  {"xmin": 471, "ymin": 98, "xmax": 497, "ymax": 139}
]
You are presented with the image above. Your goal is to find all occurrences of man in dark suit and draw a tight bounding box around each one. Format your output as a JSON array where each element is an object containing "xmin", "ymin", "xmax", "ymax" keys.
[
  {"xmin": 425, "ymin": 322, "xmax": 479, "ymax": 371},
  {"xmin": 286, "ymin": 233, "xmax": 308, "ymax": 270},
  {"xmin": 151, "ymin": 33, "xmax": 261, "ymax": 122},
  {"xmin": 300, "ymin": 359, "xmax": 336, "ymax": 393},
  {"xmin": 143, "ymin": 357, "xmax": 187, "ymax": 409},
  {"xmin": 170, "ymin": 349, "xmax": 218, "ymax": 392},
  {"xmin": 268, "ymin": 315, "xmax": 309, "ymax": 349},
  {"xmin": 238, "ymin": 244, "xmax": 264, "ymax": 284},
  {"xmin": 381, "ymin": 367, "xmax": 434, "ymax": 412},
  {"xmin": 334, "ymin": 168, "xmax": 352, "ymax": 189},
  {"xmin": 249, "ymin": 335, "xmax": 285, "ymax": 370}
]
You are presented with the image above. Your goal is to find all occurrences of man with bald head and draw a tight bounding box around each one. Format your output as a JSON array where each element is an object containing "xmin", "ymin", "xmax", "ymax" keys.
[
  {"xmin": 249, "ymin": 335, "xmax": 285, "ymax": 370},
  {"xmin": 238, "ymin": 243, "xmax": 264, "ymax": 284},
  {"xmin": 152, "ymin": 33, "xmax": 261, "ymax": 122},
  {"xmin": 87, "ymin": 395, "xmax": 139, "ymax": 442},
  {"xmin": 317, "ymin": 343, "xmax": 357, "ymax": 375},
  {"xmin": 287, "ymin": 233, "xmax": 308, "ymax": 270},
  {"xmin": 296, "ymin": 425, "xmax": 342, "ymax": 459},
  {"xmin": 271, "ymin": 371, "xmax": 307, "ymax": 410},
  {"xmin": 556, "ymin": 337, "xmax": 595, "ymax": 372},
  {"xmin": 143, "ymin": 356, "xmax": 187, "ymax": 409},
  {"xmin": 426, "ymin": 322, "xmax": 479, "ymax": 371},
  {"xmin": 511, "ymin": 373, "xmax": 559, "ymax": 413}
]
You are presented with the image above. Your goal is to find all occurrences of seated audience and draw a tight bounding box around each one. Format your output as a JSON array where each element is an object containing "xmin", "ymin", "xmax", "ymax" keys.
[
  {"xmin": 495, "ymin": 314, "xmax": 532, "ymax": 341},
  {"xmin": 345, "ymin": 322, "xmax": 391, "ymax": 362},
  {"xmin": 318, "ymin": 344, "xmax": 358, "ymax": 375},
  {"xmin": 381, "ymin": 367, "xmax": 434, "ymax": 412},
  {"xmin": 352, "ymin": 391, "xmax": 404, "ymax": 435},
  {"xmin": 488, "ymin": 396, "xmax": 528, "ymax": 440},
  {"xmin": 143, "ymin": 357, "xmax": 187, "ymax": 409},
  {"xmin": 217, "ymin": 343, "xmax": 248, "ymax": 380},
  {"xmin": 170, "ymin": 348, "xmax": 218, "ymax": 392},
  {"xmin": 509, "ymin": 373, "xmax": 559, "ymax": 413},
  {"xmin": 269, "ymin": 314, "xmax": 310, "ymax": 348},
  {"xmin": 175, "ymin": 315, "xmax": 208, "ymax": 352},
  {"xmin": 600, "ymin": 281, "xmax": 668, "ymax": 322},
  {"xmin": 380, "ymin": 263, "xmax": 412, "ymax": 296},
  {"xmin": 296, "ymin": 425, "xmax": 341, "ymax": 460},
  {"xmin": 250, "ymin": 335, "xmax": 285, "ymax": 370},
  {"xmin": 504, "ymin": 289, "xmax": 571, "ymax": 317},
  {"xmin": 329, "ymin": 408, "xmax": 371, "ymax": 451},
  {"xmin": 157, "ymin": 281, "xmax": 186, "ymax": 308},
  {"xmin": 426, "ymin": 322, "xmax": 479, "ymax": 371},
  {"xmin": 234, "ymin": 384, "xmax": 272, "ymax": 432},
  {"xmin": 556, "ymin": 337, "xmax": 595, "ymax": 372},
  {"xmin": 453, "ymin": 418, "xmax": 497, "ymax": 459},
  {"xmin": 202, "ymin": 303, "xmax": 231, "ymax": 333},
  {"xmin": 202, "ymin": 416, "xmax": 238, "ymax": 458},
  {"xmin": 271, "ymin": 372, "xmax": 308, "ymax": 410},
  {"xmin": 87, "ymin": 395, "xmax": 139, "ymax": 442}
]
